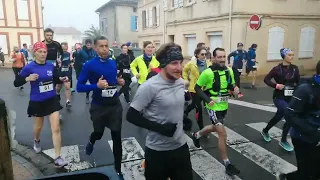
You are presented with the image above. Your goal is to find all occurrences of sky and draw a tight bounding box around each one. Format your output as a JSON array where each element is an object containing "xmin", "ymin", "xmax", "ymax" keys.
[{"xmin": 42, "ymin": 0, "xmax": 108, "ymax": 33}]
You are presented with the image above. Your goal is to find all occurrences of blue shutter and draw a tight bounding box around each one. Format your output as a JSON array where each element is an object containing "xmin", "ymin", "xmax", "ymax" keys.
[{"xmin": 130, "ymin": 16, "xmax": 135, "ymax": 31}]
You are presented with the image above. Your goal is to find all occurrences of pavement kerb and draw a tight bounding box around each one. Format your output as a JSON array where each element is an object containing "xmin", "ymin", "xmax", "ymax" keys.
[{"xmin": 12, "ymin": 143, "xmax": 67, "ymax": 177}]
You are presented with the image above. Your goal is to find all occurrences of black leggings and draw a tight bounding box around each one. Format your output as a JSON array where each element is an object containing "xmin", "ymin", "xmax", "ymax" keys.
[
  {"xmin": 145, "ymin": 144, "xmax": 193, "ymax": 180},
  {"xmin": 285, "ymin": 138, "xmax": 320, "ymax": 180},
  {"xmin": 185, "ymin": 93, "xmax": 203, "ymax": 130},
  {"xmin": 13, "ymin": 67, "xmax": 23, "ymax": 87},
  {"xmin": 232, "ymin": 66, "xmax": 241, "ymax": 88},
  {"xmin": 118, "ymin": 78, "xmax": 131, "ymax": 103},
  {"xmin": 89, "ymin": 131, "xmax": 122, "ymax": 173}
]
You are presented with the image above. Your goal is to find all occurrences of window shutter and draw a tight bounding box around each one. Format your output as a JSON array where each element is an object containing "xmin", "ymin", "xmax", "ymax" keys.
[
  {"xmin": 174, "ymin": 0, "xmax": 178, "ymax": 8},
  {"xmin": 178, "ymin": 0, "xmax": 183, "ymax": 7},
  {"xmin": 17, "ymin": 0, "xmax": 29, "ymax": 20},
  {"xmin": 148, "ymin": 7, "xmax": 153, "ymax": 27},
  {"xmin": 163, "ymin": 0, "xmax": 168, "ymax": 11},
  {"xmin": 268, "ymin": 27, "xmax": 284, "ymax": 60},
  {"xmin": 145, "ymin": 10, "xmax": 149, "ymax": 28},
  {"xmin": 156, "ymin": 5, "xmax": 160, "ymax": 26},
  {"xmin": 135, "ymin": 16, "xmax": 138, "ymax": 31},
  {"xmin": 299, "ymin": 27, "xmax": 316, "ymax": 58},
  {"xmin": 130, "ymin": 16, "xmax": 135, "ymax": 31}
]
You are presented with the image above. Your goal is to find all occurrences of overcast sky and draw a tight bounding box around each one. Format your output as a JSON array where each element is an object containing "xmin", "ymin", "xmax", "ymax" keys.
[{"xmin": 42, "ymin": 0, "xmax": 107, "ymax": 33}]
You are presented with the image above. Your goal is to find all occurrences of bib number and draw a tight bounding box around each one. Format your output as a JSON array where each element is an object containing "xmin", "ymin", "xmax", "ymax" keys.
[
  {"xmin": 284, "ymin": 90, "xmax": 294, "ymax": 96},
  {"xmin": 252, "ymin": 65, "xmax": 257, "ymax": 68},
  {"xmin": 216, "ymin": 96, "xmax": 229, "ymax": 103},
  {"xmin": 39, "ymin": 83, "xmax": 53, "ymax": 93},
  {"xmin": 61, "ymin": 67, "xmax": 69, "ymax": 72},
  {"xmin": 102, "ymin": 88, "xmax": 117, "ymax": 97},
  {"xmin": 237, "ymin": 69, "xmax": 242, "ymax": 73},
  {"xmin": 123, "ymin": 69, "xmax": 130, "ymax": 73}
]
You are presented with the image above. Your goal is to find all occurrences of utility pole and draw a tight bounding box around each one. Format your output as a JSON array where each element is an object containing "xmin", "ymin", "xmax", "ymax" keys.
[{"xmin": 0, "ymin": 98, "xmax": 14, "ymax": 180}]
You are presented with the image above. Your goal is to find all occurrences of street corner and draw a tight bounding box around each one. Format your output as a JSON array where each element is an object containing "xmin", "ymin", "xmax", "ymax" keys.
[{"xmin": 12, "ymin": 143, "xmax": 68, "ymax": 177}]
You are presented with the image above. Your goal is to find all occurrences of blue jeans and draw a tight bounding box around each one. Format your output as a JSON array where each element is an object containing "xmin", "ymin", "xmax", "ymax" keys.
[{"xmin": 264, "ymin": 98, "xmax": 290, "ymax": 142}]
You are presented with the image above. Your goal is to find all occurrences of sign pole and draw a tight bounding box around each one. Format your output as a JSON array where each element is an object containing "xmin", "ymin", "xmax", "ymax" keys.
[{"xmin": 0, "ymin": 98, "xmax": 14, "ymax": 180}]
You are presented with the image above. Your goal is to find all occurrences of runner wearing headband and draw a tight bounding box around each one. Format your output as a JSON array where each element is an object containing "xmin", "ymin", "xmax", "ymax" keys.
[
  {"xmin": 261, "ymin": 48, "xmax": 300, "ymax": 152},
  {"xmin": 13, "ymin": 42, "xmax": 68, "ymax": 168}
]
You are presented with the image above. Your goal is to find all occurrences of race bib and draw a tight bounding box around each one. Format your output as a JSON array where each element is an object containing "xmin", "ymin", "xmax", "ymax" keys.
[
  {"xmin": 252, "ymin": 65, "xmax": 257, "ymax": 68},
  {"xmin": 216, "ymin": 96, "xmax": 229, "ymax": 103},
  {"xmin": 61, "ymin": 67, "xmax": 69, "ymax": 72},
  {"xmin": 237, "ymin": 69, "xmax": 242, "ymax": 73},
  {"xmin": 53, "ymin": 62, "xmax": 56, "ymax": 66},
  {"xmin": 251, "ymin": 59, "xmax": 256, "ymax": 62},
  {"xmin": 39, "ymin": 83, "xmax": 53, "ymax": 93},
  {"xmin": 123, "ymin": 69, "xmax": 131, "ymax": 73},
  {"xmin": 102, "ymin": 88, "xmax": 117, "ymax": 97},
  {"xmin": 284, "ymin": 86, "xmax": 294, "ymax": 96}
]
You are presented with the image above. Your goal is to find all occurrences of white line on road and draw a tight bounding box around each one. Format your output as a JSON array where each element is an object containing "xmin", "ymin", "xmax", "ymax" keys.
[
  {"xmin": 211, "ymin": 127, "xmax": 297, "ymax": 176},
  {"xmin": 246, "ymin": 122, "xmax": 293, "ymax": 146},
  {"xmin": 108, "ymin": 137, "xmax": 145, "ymax": 180},
  {"xmin": 228, "ymin": 99, "xmax": 277, "ymax": 113},
  {"xmin": 184, "ymin": 134, "xmax": 242, "ymax": 180},
  {"xmin": 43, "ymin": 145, "xmax": 92, "ymax": 171}
]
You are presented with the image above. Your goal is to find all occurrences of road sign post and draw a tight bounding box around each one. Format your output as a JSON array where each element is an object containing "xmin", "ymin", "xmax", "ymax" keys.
[
  {"xmin": 0, "ymin": 98, "xmax": 14, "ymax": 180},
  {"xmin": 249, "ymin": 15, "xmax": 262, "ymax": 30}
]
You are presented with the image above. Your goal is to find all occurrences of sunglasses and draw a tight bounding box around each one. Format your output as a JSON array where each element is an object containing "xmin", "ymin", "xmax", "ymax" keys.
[{"xmin": 200, "ymin": 53, "xmax": 206, "ymax": 56}]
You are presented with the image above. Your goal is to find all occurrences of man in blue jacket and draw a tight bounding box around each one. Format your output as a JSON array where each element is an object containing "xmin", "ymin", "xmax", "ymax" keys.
[
  {"xmin": 78, "ymin": 39, "xmax": 97, "ymax": 104},
  {"xmin": 227, "ymin": 42, "xmax": 248, "ymax": 97},
  {"xmin": 246, "ymin": 44, "xmax": 258, "ymax": 89},
  {"xmin": 279, "ymin": 61, "xmax": 320, "ymax": 180}
]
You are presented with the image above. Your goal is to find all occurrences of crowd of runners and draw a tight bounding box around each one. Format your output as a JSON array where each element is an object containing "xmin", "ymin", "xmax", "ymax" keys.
[{"xmin": 11, "ymin": 28, "xmax": 320, "ymax": 180}]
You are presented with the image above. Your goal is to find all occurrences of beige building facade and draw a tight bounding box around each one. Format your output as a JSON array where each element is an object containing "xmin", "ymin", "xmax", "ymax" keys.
[
  {"xmin": 0, "ymin": 0, "xmax": 44, "ymax": 63},
  {"xmin": 96, "ymin": 0, "xmax": 139, "ymax": 47},
  {"xmin": 138, "ymin": 0, "xmax": 320, "ymax": 74}
]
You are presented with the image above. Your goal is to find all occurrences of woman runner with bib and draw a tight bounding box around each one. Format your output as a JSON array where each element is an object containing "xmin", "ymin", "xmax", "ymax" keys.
[
  {"xmin": 13, "ymin": 42, "xmax": 68, "ymax": 168},
  {"xmin": 261, "ymin": 48, "xmax": 300, "ymax": 152}
]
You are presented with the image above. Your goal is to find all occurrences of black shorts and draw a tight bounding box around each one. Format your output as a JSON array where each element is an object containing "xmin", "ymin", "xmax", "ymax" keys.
[
  {"xmin": 207, "ymin": 109, "xmax": 228, "ymax": 125},
  {"xmin": 246, "ymin": 66, "xmax": 257, "ymax": 74},
  {"xmin": 27, "ymin": 96, "xmax": 62, "ymax": 117},
  {"xmin": 144, "ymin": 143, "xmax": 193, "ymax": 180},
  {"xmin": 89, "ymin": 101, "xmax": 123, "ymax": 132}
]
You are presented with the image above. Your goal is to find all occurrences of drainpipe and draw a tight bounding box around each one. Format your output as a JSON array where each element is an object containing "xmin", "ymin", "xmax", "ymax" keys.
[
  {"xmin": 228, "ymin": 0, "xmax": 233, "ymax": 53},
  {"xmin": 163, "ymin": 9, "xmax": 166, "ymax": 43}
]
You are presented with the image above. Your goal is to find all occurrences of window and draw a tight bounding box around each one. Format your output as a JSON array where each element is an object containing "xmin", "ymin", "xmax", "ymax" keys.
[
  {"xmin": 0, "ymin": 0, "xmax": 4, "ymax": 19},
  {"xmin": 133, "ymin": 7, "xmax": 137, "ymax": 12},
  {"xmin": 17, "ymin": 0, "xmax": 29, "ymax": 20},
  {"xmin": 208, "ymin": 32, "xmax": 223, "ymax": 50},
  {"xmin": 142, "ymin": 10, "xmax": 147, "ymax": 28},
  {"xmin": 152, "ymin": 7, "xmax": 157, "ymax": 26},
  {"xmin": 148, "ymin": 7, "xmax": 153, "ymax": 27},
  {"xmin": 267, "ymin": 27, "xmax": 285, "ymax": 60},
  {"xmin": 299, "ymin": 26, "xmax": 316, "ymax": 58},
  {"xmin": 172, "ymin": 0, "xmax": 178, "ymax": 8},
  {"xmin": 19, "ymin": 35, "xmax": 32, "ymax": 48},
  {"xmin": 130, "ymin": 16, "xmax": 138, "ymax": 31},
  {"xmin": 163, "ymin": 0, "xmax": 168, "ymax": 11},
  {"xmin": 185, "ymin": 34, "xmax": 196, "ymax": 56},
  {"xmin": 0, "ymin": 35, "xmax": 8, "ymax": 54},
  {"xmin": 178, "ymin": 0, "xmax": 183, "ymax": 7}
]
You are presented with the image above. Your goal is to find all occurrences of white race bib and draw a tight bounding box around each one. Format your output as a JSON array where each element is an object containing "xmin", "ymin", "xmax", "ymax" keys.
[
  {"xmin": 39, "ymin": 83, "xmax": 53, "ymax": 93},
  {"xmin": 237, "ymin": 69, "xmax": 242, "ymax": 73},
  {"xmin": 284, "ymin": 90, "xmax": 294, "ymax": 96},
  {"xmin": 53, "ymin": 62, "xmax": 56, "ymax": 66},
  {"xmin": 252, "ymin": 65, "xmax": 257, "ymax": 68},
  {"xmin": 123, "ymin": 69, "xmax": 131, "ymax": 73},
  {"xmin": 216, "ymin": 96, "xmax": 229, "ymax": 103},
  {"xmin": 61, "ymin": 67, "xmax": 69, "ymax": 72},
  {"xmin": 102, "ymin": 88, "xmax": 117, "ymax": 97}
]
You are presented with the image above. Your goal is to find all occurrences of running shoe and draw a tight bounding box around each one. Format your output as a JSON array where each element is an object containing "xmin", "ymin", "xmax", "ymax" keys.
[
  {"xmin": 117, "ymin": 172, "xmax": 125, "ymax": 180},
  {"xmin": 85, "ymin": 96, "xmax": 90, "ymax": 104},
  {"xmin": 66, "ymin": 101, "xmax": 71, "ymax": 109},
  {"xmin": 191, "ymin": 132, "xmax": 200, "ymax": 148},
  {"xmin": 276, "ymin": 173, "xmax": 287, "ymax": 180},
  {"xmin": 33, "ymin": 140, "xmax": 42, "ymax": 153},
  {"xmin": 279, "ymin": 141, "xmax": 294, "ymax": 152},
  {"xmin": 261, "ymin": 129, "xmax": 272, "ymax": 142},
  {"xmin": 54, "ymin": 156, "xmax": 68, "ymax": 168},
  {"xmin": 86, "ymin": 142, "xmax": 94, "ymax": 155},
  {"xmin": 237, "ymin": 92, "xmax": 243, "ymax": 98},
  {"xmin": 225, "ymin": 164, "xmax": 240, "ymax": 176}
]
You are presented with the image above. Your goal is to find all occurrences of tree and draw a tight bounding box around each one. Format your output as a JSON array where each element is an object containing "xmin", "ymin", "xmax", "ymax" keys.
[{"xmin": 83, "ymin": 25, "xmax": 101, "ymax": 42}]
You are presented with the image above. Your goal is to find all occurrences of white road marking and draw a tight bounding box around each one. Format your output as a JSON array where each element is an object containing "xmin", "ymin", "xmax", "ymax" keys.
[
  {"xmin": 228, "ymin": 99, "xmax": 277, "ymax": 113},
  {"xmin": 246, "ymin": 122, "xmax": 293, "ymax": 146},
  {"xmin": 108, "ymin": 137, "xmax": 145, "ymax": 180},
  {"xmin": 43, "ymin": 145, "xmax": 92, "ymax": 171},
  {"xmin": 211, "ymin": 127, "xmax": 297, "ymax": 176},
  {"xmin": 184, "ymin": 134, "xmax": 242, "ymax": 180}
]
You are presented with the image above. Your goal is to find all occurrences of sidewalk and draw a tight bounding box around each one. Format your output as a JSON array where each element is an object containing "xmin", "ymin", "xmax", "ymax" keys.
[{"xmin": 11, "ymin": 143, "xmax": 65, "ymax": 180}]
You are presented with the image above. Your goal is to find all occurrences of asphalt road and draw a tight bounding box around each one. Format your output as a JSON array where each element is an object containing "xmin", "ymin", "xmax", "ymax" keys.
[{"xmin": 0, "ymin": 68, "xmax": 297, "ymax": 180}]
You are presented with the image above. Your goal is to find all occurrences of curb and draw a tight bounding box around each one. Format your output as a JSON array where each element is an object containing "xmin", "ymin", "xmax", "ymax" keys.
[{"xmin": 12, "ymin": 143, "xmax": 68, "ymax": 177}]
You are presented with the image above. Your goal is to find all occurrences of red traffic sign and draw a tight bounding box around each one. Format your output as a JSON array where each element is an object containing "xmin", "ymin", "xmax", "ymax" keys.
[{"xmin": 249, "ymin": 15, "xmax": 262, "ymax": 30}]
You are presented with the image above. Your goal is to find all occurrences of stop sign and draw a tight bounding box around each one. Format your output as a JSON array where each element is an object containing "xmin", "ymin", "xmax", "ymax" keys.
[{"xmin": 249, "ymin": 15, "xmax": 262, "ymax": 30}]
